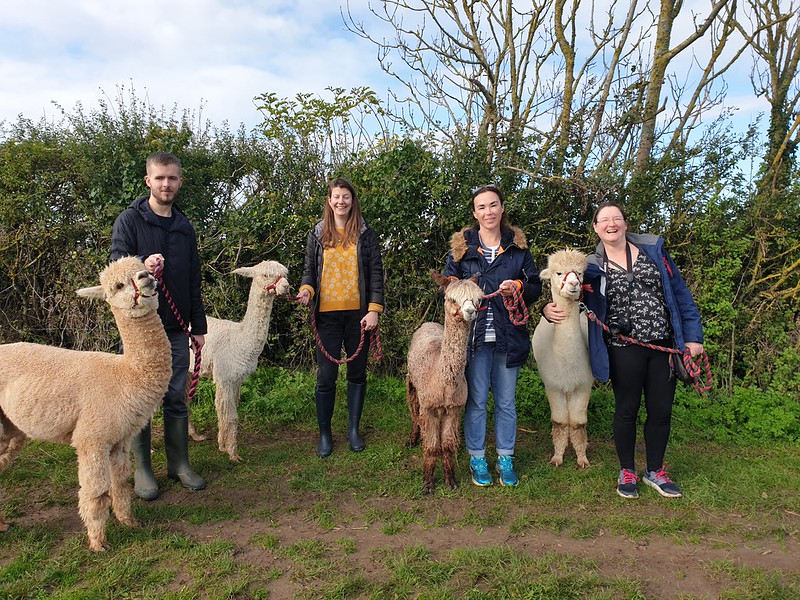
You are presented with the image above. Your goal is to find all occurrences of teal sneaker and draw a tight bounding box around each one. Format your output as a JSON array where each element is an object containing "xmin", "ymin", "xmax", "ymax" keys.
[
  {"xmin": 643, "ymin": 466, "xmax": 683, "ymax": 498},
  {"xmin": 496, "ymin": 455, "xmax": 519, "ymax": 487},
  {"xmin": 469, "ymin": 455, "xmax": 493, "ymax": 487}
]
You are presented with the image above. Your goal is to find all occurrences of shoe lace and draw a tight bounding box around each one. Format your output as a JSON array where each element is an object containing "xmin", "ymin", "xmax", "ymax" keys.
[
  {"xmin": 471, "ymin": 456, "xmax": 489, "ymax": 473},
  {"xmin": 497, "ymin": 455, "xmax": 514, "ymax": 473},
  {"xmin": 650, "ymin": 467, "xmax": 672, "ymax": 483},
  {"xmin": 620, "ymin": 468, "xmax": 639, "ymax": 484}
]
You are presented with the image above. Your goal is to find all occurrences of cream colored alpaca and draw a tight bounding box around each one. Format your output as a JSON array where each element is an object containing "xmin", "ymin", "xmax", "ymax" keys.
[
  {"xmin": 407, "ymin": 272, "xmax": 484, "ymax": 494},
  {"xmin": 0, "ymin": 257, "xmax": 171, "ymax": 551},
  {"xmin": 188, "ymin": 261, "xmax": 290, "ymax": 462},
  {"xmin": 532, "ymin": 249, "xmax": 594, "ymax": 468}
]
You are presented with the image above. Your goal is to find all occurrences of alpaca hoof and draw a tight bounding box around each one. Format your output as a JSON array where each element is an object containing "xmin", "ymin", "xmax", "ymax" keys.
[
  {"xmin": 117, "ymin": 516, "xmax": 139, "ymax": 528},
  {"xmin": 445, "ymin": 480, "xmax": 458, "ymax": 491},
  {"xmin": 89, "ymin": 539, "xmax": 110, "ymax": 552},
  {"xmin": 0, "ymin": 521, "xmax": 11, "ymax": 533},
  {"xmin": 406, "ymin": 434, "xmax": 419, "ymax": 448},
  {"xmin": 423, "ymin": 482, "xmax": 435, "ymax": 495},
  {"xmin": 189, "ymin": 431, "xmax": 208, "ymax": 442},
  {"xmin": 228, "ymin": 452, "xmax": 243, "ymax": 462},
  {"xmin": 576, "ymin": 458, "xmax": 590, "ymax": 469},
  {"xmin": 550, "ymin": 455, "xmax": 564, "ymax": 467}
]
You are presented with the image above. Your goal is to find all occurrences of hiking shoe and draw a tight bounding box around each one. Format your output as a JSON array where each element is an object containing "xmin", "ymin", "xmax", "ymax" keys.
[
  {"xmin": 496, "ymin": 455, "xmax": 519, "ymax": 487},
  {"xmin": 469, "ymin": 455, "xmax": 493, "ymax": 487},
  {"xmin": 643, "ymin": 466, "xmax": 683, "ymax": 498},
  {"xmin": 617, "ymin": 468, "xmax": 640, "ymax": 499}
]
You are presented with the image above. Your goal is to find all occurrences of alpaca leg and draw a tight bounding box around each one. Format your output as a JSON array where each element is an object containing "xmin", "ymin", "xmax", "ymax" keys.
[
  {"xmin": 406, "ymin": 377, "xmax": 421, "ymax": 447},
  {"xmin": 216, "ymin": 383, "xmax": 242, "ymax": 462},
  {"xmin": 420, "ymin": 410, "xmax": 441, "ymax": 494},
  {"xmin": 550, "ymin": 422, "xmax": 570, "ymax": 466},
  {"xmin": 569, "ymin": 424, "xmax": 590, "ymax": 469},
  {"xmin": 547, "ymin": 389, "xmax": 570, "ymax": 466},
  {"xmin": 109, "ymin": 441, "xmax": 137, "ymax": 527},
  {"xmin": 441, "ymin": 408, "xmax": 461, "ymax": 490},
  {"xmin": 568, "ymin": 389, "xmax": 591, "ymax": 468},
  {"xmin": 76, "ymin": 447, "xmax": 113, "ymax": 552},
  {"xmin": 0, "ymin": 419, "xmax": 28, "ymax": 473}
]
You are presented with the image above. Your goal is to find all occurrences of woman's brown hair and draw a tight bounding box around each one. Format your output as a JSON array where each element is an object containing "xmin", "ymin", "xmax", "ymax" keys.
[{"xmin": 320, "ymin": 178, "xmax": 362, "ymax": 248}]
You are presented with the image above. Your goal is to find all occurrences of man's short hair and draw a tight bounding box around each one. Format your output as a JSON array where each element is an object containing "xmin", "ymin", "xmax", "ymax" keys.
[{"xmin": 146, "ymin": 152, "xmax": 181, "ymax": 174}]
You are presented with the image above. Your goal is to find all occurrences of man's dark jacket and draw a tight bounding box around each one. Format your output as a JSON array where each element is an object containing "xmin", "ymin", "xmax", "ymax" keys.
[{"xmin": 110, "ymin": 196, "xmax": 207, "ymax": 335}]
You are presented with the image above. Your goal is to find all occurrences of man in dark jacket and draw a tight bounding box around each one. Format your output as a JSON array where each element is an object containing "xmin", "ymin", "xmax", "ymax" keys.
[{"xmin": 110, "ymin": 152, "xmax": 208, "ymax": 499}]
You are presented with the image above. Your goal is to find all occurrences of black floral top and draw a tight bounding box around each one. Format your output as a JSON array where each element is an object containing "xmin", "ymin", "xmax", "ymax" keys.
[{"xmin": 605, "ymin": 251, "xmax": 672, "ymax": 347}]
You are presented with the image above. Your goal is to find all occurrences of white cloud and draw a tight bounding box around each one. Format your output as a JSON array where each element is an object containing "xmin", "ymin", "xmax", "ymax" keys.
[{"xmin": 0, "ymin": 0, "xmax": 392, "ymax": 130}]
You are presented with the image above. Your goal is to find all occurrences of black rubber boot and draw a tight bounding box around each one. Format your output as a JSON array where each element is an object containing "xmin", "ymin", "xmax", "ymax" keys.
[
  {"xmin": 347, "ymin": 382, "xmax": 367, "ymax": 452},
  {"xmin": 316, "ymin": 389, "xmax": 336, "ymax": 458},
  {"xmin": 131, "ymin": 421, "xmax": 159, "ymax": 500},
  {"xmin": 164, "ymin": 414, "xmax": 206, "ymax": 490}
]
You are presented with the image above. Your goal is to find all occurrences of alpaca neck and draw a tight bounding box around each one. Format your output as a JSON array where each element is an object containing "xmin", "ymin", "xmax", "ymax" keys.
[
  {"xmin": 112, "ymin": 308, "xmax": 171, "ymax": 364},
  {"xmin": 240, "ymin": 282, "xmax": 276, "ymax": 344},
  {"xmin": 440, "ymin": 315, "xmax": 471, "ymax": 377},
  {"xmin": 551, "ymin": 293, "xmax": 582, "ymax": 335}
]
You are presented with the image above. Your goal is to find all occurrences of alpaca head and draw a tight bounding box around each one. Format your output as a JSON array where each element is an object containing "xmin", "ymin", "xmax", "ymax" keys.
[
  {"xmin": 76, "ymin": 257, "xmax": 159, "ymax": 316},
  {"xmin": 233, "ymin": 261, "xmax": 291, "ymax": 297},
  {"xmin": 540, "ymin": 249, "xmax": 588, "ymax": 302},
  {"xmin": 431, "ymin": 271, "xmax": 484, "ymax": 323}
]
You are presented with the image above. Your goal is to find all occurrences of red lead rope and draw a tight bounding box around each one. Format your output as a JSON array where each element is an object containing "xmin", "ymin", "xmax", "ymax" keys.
[
  {"xmin": 152, "ymin": 261, "xmax": 202, "ymax": 401},
  {"xmin": 482, "ymin": 285, "xmax": 529, "ymax": 326},
  {"xmin": 282, "ymin": 290, "xmax": 383, "ymax": 366},
  {"xmin": 581, "ymin": 304, "xmax": 712, "ymax": 395}
]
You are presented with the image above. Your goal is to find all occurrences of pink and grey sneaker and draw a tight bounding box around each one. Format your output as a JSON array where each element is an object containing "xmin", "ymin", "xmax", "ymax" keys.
[
  {"xmin": 616, "ymin": 468, "xmax": 640, "ymax": 499},
  {"xmin": 643, "ymin": 466, "xmax": 683, "ymax": 498}
]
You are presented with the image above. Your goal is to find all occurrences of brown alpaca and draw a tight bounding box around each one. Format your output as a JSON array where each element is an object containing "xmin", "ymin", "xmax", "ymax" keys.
[
  {"xmin": 188, "ymin": 260, "xmax": 290, "ymax": 461},
  {"xmin": 0, "ymin": 257, "xmax": 171, "ymax": 551},
  {"xmin": 532, "ymin": 249, "xmax": 594, "ymax": 468},
  {"xmin": 406, "ymin": 272, "xmax": 484, "ymax": 494}
]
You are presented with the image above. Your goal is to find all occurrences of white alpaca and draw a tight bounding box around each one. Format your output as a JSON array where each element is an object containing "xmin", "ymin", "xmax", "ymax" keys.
[
  {"xmin": 0, "ymin": 257, "xmax": 171, "ymax": 551},
  {"xmin": 407, "ymin": 272, "xmax": 484, "ymax": 494},
  {"xmin": 532, "ymin": 249, "xmax": 594, "ymax": 468},
  {"xmin": 188, "ymin": 260, "xmax": 290, "ymax": 462}
]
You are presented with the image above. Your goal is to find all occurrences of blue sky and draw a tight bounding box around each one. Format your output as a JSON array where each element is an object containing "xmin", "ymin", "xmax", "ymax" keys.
[
  {"xmin": 0, "ymin": 0, "xmax": 773, "ymax": 141},
  {"xmin": 0, "ymin": 0, "xmax": 394, "ymax": 131}
]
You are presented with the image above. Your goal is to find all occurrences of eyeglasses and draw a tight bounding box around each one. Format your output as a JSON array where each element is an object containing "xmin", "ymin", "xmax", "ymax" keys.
[{"xmin": 596, "ymin": 216, "xmax": 625, "ymax": 224}]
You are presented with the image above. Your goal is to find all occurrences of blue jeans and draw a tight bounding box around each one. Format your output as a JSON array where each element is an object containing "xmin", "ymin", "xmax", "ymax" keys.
[{"xmin": 464, "ymin": 343, "xmax": 520, "ymax": 456}]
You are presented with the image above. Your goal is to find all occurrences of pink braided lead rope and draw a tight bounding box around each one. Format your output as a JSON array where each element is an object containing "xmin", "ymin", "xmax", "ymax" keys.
[
  {"xmin": 482, "ymin": 285, "xmax": 529, "ymax": 326},
  {"xmin": 582, "ymin": 304, "xmax": 713, "ymax": 395},
  {"xmin": 282, "ymin": 291, "xmax": 383, "ymax": 365},
  {"xmin": 152, "ymin": 261, "xmax": 202, "ymax": 401}
]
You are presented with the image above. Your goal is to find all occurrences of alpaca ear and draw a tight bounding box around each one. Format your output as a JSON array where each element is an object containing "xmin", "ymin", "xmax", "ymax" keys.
[
  {"xmin": 233, "ymin": 266, "xmax": 256, "ymax": 278},
  {"xmin": 76, "ymin": 285, "xmax": 105, "ymax": 300},
  {"xmin": 539, "ymin": 268, "xmax": 551, "ymax": 282},
  {"xmin": 430, "ymin": 270, "xmax": 453, "ymax": 292}
]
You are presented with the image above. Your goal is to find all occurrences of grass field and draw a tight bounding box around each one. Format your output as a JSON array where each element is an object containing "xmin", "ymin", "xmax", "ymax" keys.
[{"xmin": 0, "ymin": 373, "xmax": 798, "ymax": 599}]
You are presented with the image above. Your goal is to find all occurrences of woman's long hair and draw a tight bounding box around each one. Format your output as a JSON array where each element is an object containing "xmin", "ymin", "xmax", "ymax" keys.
[{"xmin": 321, "ymin": 178, "xmax": 362, "ymax": 248}]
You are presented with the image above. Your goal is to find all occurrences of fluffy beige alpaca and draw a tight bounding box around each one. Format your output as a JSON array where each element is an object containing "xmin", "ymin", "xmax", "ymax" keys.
[
  {"xmin": 188, "ymin": 260, "xmax": 290, "ymax": 461},
  {"xmin": 532, "ymin": 249, "xmax": 594, "ymax": 468},
  {"xmin": 407, "ymin": 272, "xmax": 484, "ymax": 494},
  {"xmin": 0, "ymin": 257, "xmax": 171, "ymax": 551}
]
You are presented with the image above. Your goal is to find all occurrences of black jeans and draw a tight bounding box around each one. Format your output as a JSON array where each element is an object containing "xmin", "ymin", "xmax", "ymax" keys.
[
  {"xmin": 608, "ymin": 342, "xmax": 676, "ymax": 472},
  {"xmin": 315, "ymin": 310, "xmax": 369, "ymax": 393}
]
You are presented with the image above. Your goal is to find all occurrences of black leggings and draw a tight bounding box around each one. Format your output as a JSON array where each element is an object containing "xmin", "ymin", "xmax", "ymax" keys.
[
  {"xmin": 608, "ymin": 342, "xmax": 677, "ymax": 472},
  {"xmin": 315, "ymin": 310, "xmax": 369, "ymax": 393}
]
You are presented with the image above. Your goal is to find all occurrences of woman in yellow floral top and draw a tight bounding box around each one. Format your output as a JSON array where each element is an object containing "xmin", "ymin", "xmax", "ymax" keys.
[{"xmin": 296, "ymin": 178, "xmax": 385, "ymax": 457}]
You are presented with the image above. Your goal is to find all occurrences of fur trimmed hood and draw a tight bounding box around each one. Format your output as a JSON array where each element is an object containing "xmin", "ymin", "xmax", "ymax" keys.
[{"xmin": 449, "ymin": 225, "xmax": 528, "ymax": 262}]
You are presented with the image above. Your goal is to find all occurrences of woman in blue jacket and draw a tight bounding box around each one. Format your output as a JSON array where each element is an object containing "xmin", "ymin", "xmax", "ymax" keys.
[
  {"xmin": 444, "ymin": 185, "xmax": 541, "ymax": 487},
  {"xmin": 545, "ymin": 201, "xmax": 704, "ymax": 499}
]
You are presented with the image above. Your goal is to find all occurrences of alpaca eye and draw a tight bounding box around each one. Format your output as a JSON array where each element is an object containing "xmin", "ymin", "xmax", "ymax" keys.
[{"xmin": 116, "ymin": 282, "xmax": 125, "ymax": 290}]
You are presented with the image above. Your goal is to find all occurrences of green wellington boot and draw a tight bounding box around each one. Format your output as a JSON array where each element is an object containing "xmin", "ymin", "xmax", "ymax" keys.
[
  {"xmin": 347, "ymin": 382, "xmax": 366, "ymax": 452},
  {"xmin": 164, "ymin": 414, "xmax": 206, "ymax": 490},
  {"xmin": 131, "ymin": 421, "xmax": 159, "ymax": 500}
]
